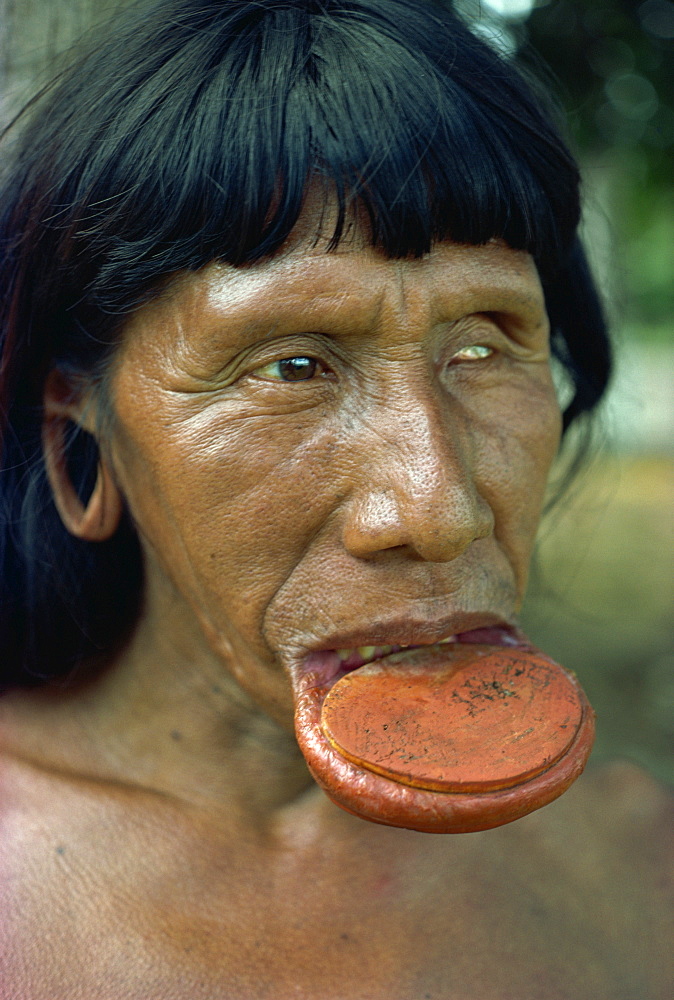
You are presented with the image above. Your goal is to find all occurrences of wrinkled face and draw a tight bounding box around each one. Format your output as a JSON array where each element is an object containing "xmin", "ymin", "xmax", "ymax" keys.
[{"xmin": 104, "ymin": 218, "xmax": 561, "ymax": 731}]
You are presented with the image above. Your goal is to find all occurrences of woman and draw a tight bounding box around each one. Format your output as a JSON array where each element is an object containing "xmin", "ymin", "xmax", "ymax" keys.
[{"xmin": 0, "ymin": 1, "xmax": 671, "ymax": 997}]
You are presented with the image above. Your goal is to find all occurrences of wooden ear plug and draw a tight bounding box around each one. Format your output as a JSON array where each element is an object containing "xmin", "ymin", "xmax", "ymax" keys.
[{"xmin": 295, "ymin": 642, "xmax": 595, "ymax": 833}]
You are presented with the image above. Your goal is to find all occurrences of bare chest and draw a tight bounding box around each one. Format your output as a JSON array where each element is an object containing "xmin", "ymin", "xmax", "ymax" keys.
[
  {"xmin": 2, "ymin": 829, "xmax": 668, "ymax": 1000},
  {"xmin": 1, "ymin": 763, "xmax": 672, "ymax": 1000}
]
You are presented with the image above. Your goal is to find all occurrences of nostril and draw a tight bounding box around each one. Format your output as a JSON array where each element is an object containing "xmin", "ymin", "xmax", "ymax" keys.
[{"xmin": 342, "ymin": 489, "xmax": 493, "ymax": 564}]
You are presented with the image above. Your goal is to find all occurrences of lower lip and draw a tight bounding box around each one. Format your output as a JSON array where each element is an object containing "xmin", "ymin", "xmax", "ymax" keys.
[{"xmin": 292, "ymin": 631, "xmax": 595, "ymax": 834}]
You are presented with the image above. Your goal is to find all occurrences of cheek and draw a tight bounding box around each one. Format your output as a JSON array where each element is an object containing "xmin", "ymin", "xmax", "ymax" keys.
[
  {"xmin": 468, "ymin": 372, "xmax": 562, "ymax": 585},
  {"xmin": 110, "ymin": 392, "xmax": 346, "ymax": 642}
]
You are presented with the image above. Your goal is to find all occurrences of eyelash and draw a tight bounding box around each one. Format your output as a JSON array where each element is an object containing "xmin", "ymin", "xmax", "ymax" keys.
[
  {"xmin": 252, "ymin": 345, "xmax": 496, "ymax": 383},
  {"xmin": 448, "ymin": 344, "xmax": 495, "ymax": 363},
  {"xmin": 252, "ymin": 356, "xmax": 328, "ymax": 382}
]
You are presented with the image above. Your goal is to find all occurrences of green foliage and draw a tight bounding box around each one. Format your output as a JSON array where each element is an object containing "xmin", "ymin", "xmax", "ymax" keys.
[
  {"xmin": 524, "ymin": 0, "xmax": 673, "ymax": 190},
  {"xmin": 489, "ymin": 0, "xmax": 674, "ymax": 339}
]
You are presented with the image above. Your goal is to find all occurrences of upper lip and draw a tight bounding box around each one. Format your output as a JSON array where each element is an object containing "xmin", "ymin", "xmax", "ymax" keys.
[{"xmin": 300, "ymin": 611, "xmax": 516, "ymax": 658}]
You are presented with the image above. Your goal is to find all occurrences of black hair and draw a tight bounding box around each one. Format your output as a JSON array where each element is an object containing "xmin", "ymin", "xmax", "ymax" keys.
[{"xmin": 0, "ymin": 0, "xmax": 611, "ymax": 688}]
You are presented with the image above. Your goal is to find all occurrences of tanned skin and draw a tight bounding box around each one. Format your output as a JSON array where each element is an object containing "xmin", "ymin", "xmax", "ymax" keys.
[{"xmin": 1, "ymin": 204, "xmax": 672, "ymax": 999}]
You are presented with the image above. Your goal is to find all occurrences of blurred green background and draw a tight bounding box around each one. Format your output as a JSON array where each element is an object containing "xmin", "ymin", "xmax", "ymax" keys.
[{"xmin": 1, "ymin": 0, "xmax": 672, "ymax": 783}]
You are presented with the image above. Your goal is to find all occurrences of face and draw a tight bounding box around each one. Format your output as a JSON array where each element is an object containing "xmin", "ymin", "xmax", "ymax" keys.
[{"xmin": 102, "ymin": 218, "xmax": 562, "ymax": 732}]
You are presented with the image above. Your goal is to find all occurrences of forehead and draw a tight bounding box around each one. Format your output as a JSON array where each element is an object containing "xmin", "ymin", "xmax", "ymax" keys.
[{"xmin": 213, "ymin": 242, "xmax": 541, "ymax": 327}]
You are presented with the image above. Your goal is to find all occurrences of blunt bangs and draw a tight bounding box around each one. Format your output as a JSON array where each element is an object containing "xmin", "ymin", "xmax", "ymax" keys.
[{"xmin": 5, "ymin": 0, "xmax": 579, "ymax": 321}]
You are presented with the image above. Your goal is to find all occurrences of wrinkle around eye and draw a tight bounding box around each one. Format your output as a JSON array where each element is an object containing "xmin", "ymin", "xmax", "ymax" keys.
[
  {"xmin": 164, "ymin": 335, "xmax": 340, "ymax": 394},
  {"xmin": 444, "ymin": 310, "xmax": 551, "ymax": 361}
]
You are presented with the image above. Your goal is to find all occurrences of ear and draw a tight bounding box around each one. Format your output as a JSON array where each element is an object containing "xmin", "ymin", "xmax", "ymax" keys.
[{"xmin": 42, "ymin": 370, "xmax": 123, "ymax": 542}]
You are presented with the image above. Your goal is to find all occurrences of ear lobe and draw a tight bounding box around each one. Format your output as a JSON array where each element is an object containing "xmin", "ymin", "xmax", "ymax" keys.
[{"xmin": 42, "ymin": 371, "xmax": 123, "ymax": 542}]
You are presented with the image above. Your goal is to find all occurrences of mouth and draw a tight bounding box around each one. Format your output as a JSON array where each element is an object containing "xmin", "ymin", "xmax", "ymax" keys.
[
  {"xmin": 295, "ymin": 620, "xmax": 524, "ymax": 694},
  {"xmin": 333, "ymin": 625, "xmax": 521, "ymax": 675},
  {"xmin": 290, "ymin": 620, "xmax": 595, "ymax": 835}
]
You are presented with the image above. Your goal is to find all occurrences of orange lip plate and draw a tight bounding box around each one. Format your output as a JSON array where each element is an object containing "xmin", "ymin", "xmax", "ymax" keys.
[{"xmin": 320, "ymin": 647, "xmax": 585, "ymax": 794}]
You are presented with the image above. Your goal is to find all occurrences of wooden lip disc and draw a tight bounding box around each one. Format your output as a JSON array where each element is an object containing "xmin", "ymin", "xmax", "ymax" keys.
[{"xmin": 320, "ymin": 647, "xmax": 585, "ymax": 793}]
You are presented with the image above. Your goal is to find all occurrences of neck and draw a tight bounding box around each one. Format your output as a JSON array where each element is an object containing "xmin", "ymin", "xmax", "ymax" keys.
[{"xmin": 2, "ymin": 576, "xmax": 318, "ymax": 826}]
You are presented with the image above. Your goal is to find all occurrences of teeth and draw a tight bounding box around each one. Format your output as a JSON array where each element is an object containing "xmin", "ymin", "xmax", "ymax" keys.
[
  {"xmin": 358, "ymin": 645, "xmax": 377, "ymax": 660},
  {"xmin": 337, "ymin": 637, "xmax": 457, "ymax": 664},
  {"xmin": 336, "ymin": 645, "xmax": 395, "ymax": 663}
]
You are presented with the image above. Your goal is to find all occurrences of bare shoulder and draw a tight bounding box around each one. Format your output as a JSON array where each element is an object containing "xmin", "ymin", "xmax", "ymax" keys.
[
  {"xmin": 571, "ymin": 759, "xmax": 674, "ymax": 915},
  {"xmin": 460, "ymin": 759, "xmax": 674, "ymax": 1000},
  {"xmin": 520, "ymin": 758, "xmax": 674, "ymax": 889},
  {"xmin": 571, "ymin": 758, "xmax": 674, "ymax": 853},
  {"xmin": 0, "ymin": 747, "xmax": 194, "ymax": 1000}
]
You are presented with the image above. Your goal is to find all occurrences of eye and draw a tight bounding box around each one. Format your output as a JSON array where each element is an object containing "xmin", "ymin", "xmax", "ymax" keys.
[
  {"xmin": 449, "ymin": 344, "xmax": 494, "ymax": 363},
  {"xmin": 253, "ymin": 357, "xmax": 323, "ymax": 382}
]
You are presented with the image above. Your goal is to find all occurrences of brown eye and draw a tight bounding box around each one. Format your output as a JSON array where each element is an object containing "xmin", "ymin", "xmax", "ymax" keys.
[{"xmin": 254, "ymin": 357, "xmax": 319, "ymax": 381}]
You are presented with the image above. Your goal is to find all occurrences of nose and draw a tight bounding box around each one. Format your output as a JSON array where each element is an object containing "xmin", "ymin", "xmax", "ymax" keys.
[{"xmin": 341, "ymin": 398, "xmax": 494, "ymax": 563}]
